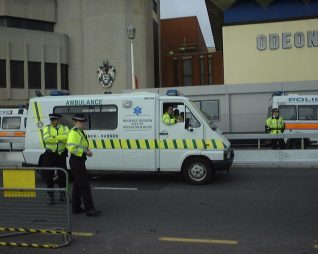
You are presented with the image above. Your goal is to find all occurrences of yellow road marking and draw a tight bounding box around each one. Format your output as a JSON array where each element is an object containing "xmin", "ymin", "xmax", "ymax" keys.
[
  {"xmin": 314, "ymin": 244, "xmax": 318, "ymax": 249},
  {"xmin": 159, "ymin": 237, "xmax": 238, "ymax": 245},
  {"xmin": 72, "ymin": 232, "xmax": 94, "ymax": 237}
]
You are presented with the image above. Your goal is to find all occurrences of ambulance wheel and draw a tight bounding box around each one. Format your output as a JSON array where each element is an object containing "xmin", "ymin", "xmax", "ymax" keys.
[{"xmin": 182, "ymin": 157, "xmax": 213, "ymax": 185}]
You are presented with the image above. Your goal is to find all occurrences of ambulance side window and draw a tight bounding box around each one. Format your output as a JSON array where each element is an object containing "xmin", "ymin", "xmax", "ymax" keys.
[
  {"xmin": 90, "ymin": 105, "xmax": 118, "ymax": 130},
  {"xmin": 185, "ymin": 106, "xmax": 201, "ymax": 128}
]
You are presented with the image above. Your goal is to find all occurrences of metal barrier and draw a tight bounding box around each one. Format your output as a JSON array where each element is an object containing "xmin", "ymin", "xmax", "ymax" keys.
[{"xmin": 0, "ymin": 167, "xmax": 71, "ymax": 248}]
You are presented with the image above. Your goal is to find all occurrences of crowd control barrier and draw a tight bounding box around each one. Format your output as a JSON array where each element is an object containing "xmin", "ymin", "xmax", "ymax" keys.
[{"xmin": 0, "ymin": 167, "xmax": 71, "ymax": 248}]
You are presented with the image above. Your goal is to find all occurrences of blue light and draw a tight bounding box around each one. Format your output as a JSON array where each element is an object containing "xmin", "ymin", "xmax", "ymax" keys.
[{"xmin": 166, "ymin": 89, "xmax": 182, "ymax": 96}]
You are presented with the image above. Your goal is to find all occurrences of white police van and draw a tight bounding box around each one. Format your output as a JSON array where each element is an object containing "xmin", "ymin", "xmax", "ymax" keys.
[
  {"xmin": 23, "ymin": 90, "xmax": 233, "ymax": 184},
  {"xmin": 0, "ymin": 107, "xmax": 27, "ymax": 150}
]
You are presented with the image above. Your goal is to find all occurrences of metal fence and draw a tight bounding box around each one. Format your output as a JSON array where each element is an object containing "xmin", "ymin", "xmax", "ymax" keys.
[{"xmin": 0, "ymin": 167, "xmax": 71, "ymax": 249}]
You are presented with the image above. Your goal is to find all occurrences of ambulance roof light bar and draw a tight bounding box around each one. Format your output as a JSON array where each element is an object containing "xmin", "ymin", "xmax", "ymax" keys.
[
  {"xmin": 272, "ymin": 91, "xmax": 285, "ymax": 97},
  {"xmin": 166, "ymin": 89, "xmax": 183, "ymax": 96}
]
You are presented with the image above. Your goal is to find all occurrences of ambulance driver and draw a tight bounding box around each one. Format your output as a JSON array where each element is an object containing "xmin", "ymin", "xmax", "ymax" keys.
[
  {"xmin": 67, "ymin": 114, "xmax": 101, "ymax": 216},
  {"xmin": 162, "ymin": 104, "xmax": 176, "ymax": 125}
]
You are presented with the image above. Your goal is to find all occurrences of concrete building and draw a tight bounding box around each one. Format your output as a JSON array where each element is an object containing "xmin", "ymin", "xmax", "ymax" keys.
[{"xmin": 0, "ymin": 0, "xmax": 160, "ymax": 105}]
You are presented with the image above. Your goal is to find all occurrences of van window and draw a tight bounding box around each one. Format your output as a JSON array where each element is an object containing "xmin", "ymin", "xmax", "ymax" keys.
[
  {"xmin": 298, "ymin": 105, "xmax": 318, "ymax": 120},
  {"xmin": 193, "ymin": 100, "xmax": 219, "ymax": 120},
  {"xmin": 54, "ymin": 105, "xmax": 118, "ymax": 130},
  {"xmin": 2, "ymin": 117, "xmax": 21, "ymax": 129},
  {"xmin": 278, "ymin": 105, "xmax": 296, "ymax": 120},
  {"xmin": 185, "ymin": 106, "xmax": 201, "ymax": 128}
]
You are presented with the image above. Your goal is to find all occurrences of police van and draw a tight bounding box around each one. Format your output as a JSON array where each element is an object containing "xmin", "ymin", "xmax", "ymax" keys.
[
  {"xmin": 0, "ymin": 107, "xmax": 27, "ymax": 150},
  {"xmin": 269, "ymin": 93, "xmax": 318, "ymax": 147},
  {"xmin": 23, "ymin": 91, "xmax": 233, "ymax": 184}
]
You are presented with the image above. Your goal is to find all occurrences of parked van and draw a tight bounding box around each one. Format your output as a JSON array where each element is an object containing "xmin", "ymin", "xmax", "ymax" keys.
[
  {"xmin": 23, "ymin": 91, "xmax": 233, "ymax": 184},
  {"xmin": 269, "ymin": 93, "xmax": 318, "ymax": 147},
  {"xmin": 0, "ymin": 107, "xmax": 27, "ymax": 150}
]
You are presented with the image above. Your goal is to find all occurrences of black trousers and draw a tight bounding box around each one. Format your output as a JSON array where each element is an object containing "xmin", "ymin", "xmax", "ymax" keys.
[
  {"xmin": 41, "ymin": 151, "xmax": 67, "ymax": 200},
  {"xmin": 271, "ymin": 139, "xmax": 285, "ymax": 149},
  {"xmin": 69, "ymin": 155, "xmax": 94, "ymax": 212}
]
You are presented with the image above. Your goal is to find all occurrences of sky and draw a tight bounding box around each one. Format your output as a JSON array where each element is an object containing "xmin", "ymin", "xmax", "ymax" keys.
[{"xmin": 160, "ymin": 0, "xmax": 214, "ymax": 47}]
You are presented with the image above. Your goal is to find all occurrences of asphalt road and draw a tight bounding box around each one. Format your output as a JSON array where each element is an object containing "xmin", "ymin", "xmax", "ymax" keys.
[{"xmin": 1, "ymin": 167, "xmax": 318, "ymax": 254}]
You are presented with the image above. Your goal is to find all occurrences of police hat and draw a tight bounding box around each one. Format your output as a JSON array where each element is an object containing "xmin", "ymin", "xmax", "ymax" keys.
[
  {"xmin": 271, "ymin": 108, "xmax": 279, "ymax": 112},
  {"xmin": 49, "ymin": 113, "xmax": 62, "ymax": 120},
  {"xmin": 72, "ymin": 114, "xmax": 87, "ymax": 122}
]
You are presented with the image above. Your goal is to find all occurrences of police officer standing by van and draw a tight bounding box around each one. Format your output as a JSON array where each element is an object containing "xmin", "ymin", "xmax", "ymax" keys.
[
  {"xmin": 265, "ymin": 108, "xmax": 286, "ymax": 149},
  {"xmin": 67, "ymin": 114, "xmax": 100, "ymax": 216},
  {"xmin": 42, "ymin": 113, "xmax": 69, "ymax": 204}
]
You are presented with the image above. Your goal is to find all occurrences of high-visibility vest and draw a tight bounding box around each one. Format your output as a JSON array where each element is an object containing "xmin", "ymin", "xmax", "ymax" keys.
[
  {"xmin": 266, "ymin": 117, "xmax": 285, "ymax": 134},
  {"xmin": 162, "ymin": 112, "xmax": 176, "ymax": 125},
  {"xmin": 42, "ymin": 124, "xmax": 69, "ymax": 154},
  {"xmin": 66, "ymin": 127, "xmax": 89, "ymax": 157}
]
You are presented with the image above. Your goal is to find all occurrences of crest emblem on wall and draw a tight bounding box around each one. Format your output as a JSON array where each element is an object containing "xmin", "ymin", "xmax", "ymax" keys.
[{"xmin": 97, "ymin": 60, "xmax": 116, "ymax": 88}]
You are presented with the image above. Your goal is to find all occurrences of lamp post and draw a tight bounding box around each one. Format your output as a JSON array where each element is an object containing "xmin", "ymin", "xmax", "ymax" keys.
[{"xmin": 127, "ymin": 25, "xmax": 136, "ymax": 90}]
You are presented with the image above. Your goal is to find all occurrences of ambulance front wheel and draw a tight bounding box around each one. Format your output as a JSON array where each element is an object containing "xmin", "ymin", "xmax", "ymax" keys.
[{"xmin": 182, "ymin": 157, "xmax": 214, "ymax": 185}]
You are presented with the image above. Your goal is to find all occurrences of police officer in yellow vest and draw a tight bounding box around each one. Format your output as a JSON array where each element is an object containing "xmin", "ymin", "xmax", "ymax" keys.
[
  {"xmin": 265, "ymin": 108, "xmax": 286, "ymax": 149},
  {"xmin": 162, "ymin": 105, "xmax": 176, "ymax": 125},
  {"xmin": 42, "ymin": 113, "xmax": 69, "ymax": 204},
  {"xmin": 67, "ymin": 114, "xmax": 100, "ymax": 216}
]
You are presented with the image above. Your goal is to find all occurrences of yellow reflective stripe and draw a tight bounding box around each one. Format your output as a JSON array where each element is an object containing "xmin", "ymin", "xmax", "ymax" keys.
[
  {"xmin": 215, "ymin": 139, "xmax": 224, "ymax": 149},
  {"xmin": 88, "ymin": 139, "xmax": 94, "ymax": 149},
  {"xmin": 113, "ymin": 139, "xmax": 121, "ymax": 149},
  {"xmin": 196, "ymin": 139, "xmax": 204, "ymax": 149},
  {"xmin": 129, "ymin": 139, "xmax": 137, "ymax": 149},
  {"xmin": 148, "ymin": 139, "xmax": 156, "ymax": 149},
  {"xmin": 121, "ymin": 139, "xmax": 128, "ymax": 149},
  {"xmin": 166, "ymin": 139, "xmax": 174, "ymax": 149},
  {"xmin": 176, "ymin": 139, "xmax": 184, "ymax": 149},
  {"xmin": 204, "ymin": 139, "xmax": 213, "ymax": 149},
  {"xmin": 159, "ymin": 140, "xmax": 165, "ymax": 149},
  {"xmin": 139, "ymin": 139, "xmax": 147, "ymax": 149},
  {"xmin": 95, "ymin": 139, "xmax": 103, "ymax": 149},
  {"xmin": 104, "ymin": 139, "xmax": 112, "ymax": 149},
  {"xmin": 186, "ymin": 139, "xmax": 194, "ymax": 149}
]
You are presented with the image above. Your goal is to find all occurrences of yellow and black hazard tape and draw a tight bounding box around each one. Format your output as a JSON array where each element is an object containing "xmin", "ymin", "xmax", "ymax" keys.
[
  {"xmin": 0, "ymin": 227, "xmax": 70, "ymax": 249},
  {"xmin": 0, "ymin": 227, "xmax": 69, "ymax": 235},
  {"xmin": 88, "ymin": 138, "xmax": 228, "ymax": 150},
  {"xmin": 0, "ymin": 241, "xmax": 58, "ymax": 249}
]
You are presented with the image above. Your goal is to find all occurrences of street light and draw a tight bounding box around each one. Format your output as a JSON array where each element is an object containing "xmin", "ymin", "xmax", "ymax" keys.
[{"xmin": 127, "ymin": 25, "xmax": 136, "ymax": 89}]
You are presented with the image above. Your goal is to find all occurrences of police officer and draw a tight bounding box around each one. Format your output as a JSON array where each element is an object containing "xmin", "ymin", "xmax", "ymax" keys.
[
  {"xmin": 42, "ymin": 113, "xmax": 69, "ymax": 205},
  {"xmin": 162, "ymin": 105, "xmax": 176, "ymax": 125},
  {"xmin": 265, "ymin": 108, "xmax": 286, "ymax": 149},
  {"xmin": 67, "ymin": 114, "xmax": 100, "ymax": 216}
]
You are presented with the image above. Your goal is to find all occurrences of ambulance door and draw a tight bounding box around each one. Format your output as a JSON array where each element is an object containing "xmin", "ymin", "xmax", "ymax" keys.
[
  {"xmin": 159, "ymin": 99, "xmax": 204, "ymax": 171},
  {"xmin": 120, "ymin": 95, "xmax": 156, "ymax": 171}
]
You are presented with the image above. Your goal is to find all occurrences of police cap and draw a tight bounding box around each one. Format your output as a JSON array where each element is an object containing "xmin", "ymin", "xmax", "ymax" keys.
[
  {"xmin": 271, "ymin": 108, "xmax": 279, "ymax": 112},
  {"xmin": 49, "ymin": 113, "xmax": 62, "ymax": 120},
  {"xmin": 72, "ymin": 113, "xmax": 87, "ymax": 122}
]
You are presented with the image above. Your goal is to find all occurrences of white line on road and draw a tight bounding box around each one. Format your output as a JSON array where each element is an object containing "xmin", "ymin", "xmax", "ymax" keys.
[{"xmin": 93, "ymin": 187, "xmax": 138, "ymax": 191}]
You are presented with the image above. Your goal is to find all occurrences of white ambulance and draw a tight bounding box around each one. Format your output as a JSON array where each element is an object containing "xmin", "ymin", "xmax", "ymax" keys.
[
  {"xmin": 23, "ymin": 91, "xmax": 233, "ymax": 184},
  {"xmin": 269, "ymin": 93, "xmax": 318, "ymax": 147}
]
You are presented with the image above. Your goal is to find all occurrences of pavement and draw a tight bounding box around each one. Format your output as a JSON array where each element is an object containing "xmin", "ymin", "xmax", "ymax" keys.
[{"xmin": 1, "ymin": 167, "xmax": 318, "ymax": 254}]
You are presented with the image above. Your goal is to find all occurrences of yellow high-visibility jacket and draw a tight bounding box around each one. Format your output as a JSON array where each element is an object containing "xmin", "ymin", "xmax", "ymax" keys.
[
  {"xmin": 42, "ymin": 124, "xmax": 69, "ymax": 154},
  {"xmin": 66, "ymin": 127, "xmax": 89, "ymax": 157},
  {"xmin": 265, "ymin": 117, "xmax": 285, "ymax": 134},
  {"xmin": 162, "ymin": 112, "xmax": 176, "ymax": 125}
]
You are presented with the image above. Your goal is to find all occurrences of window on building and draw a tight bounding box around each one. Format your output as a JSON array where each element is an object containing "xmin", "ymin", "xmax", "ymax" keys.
[
  {"xmin": 153, "ymin": 20, "xmax": 160, "ymax": 88},
  {"xmin": 10, "ymin": 60, "xmax": 24, "ymax": 88},
  {"xmin": 173, "ymin": 59, "xmax": 178, "ymax": 85},
  {"xmin": 0, "ymin": 17, "xmax": 53, "ymax": 32},
  {"xmin": 0, "ymin": 60, "xmax": 6, "ymax": 88},
  {"xmin": 54, "ymin": 105, "xmax": 118, "ymax": 130},
  {"xmin": 200, "ymin": 57, "xmax": 205, "ymax": 85},
  {"xmin": 28, "ymin": 62, "xmax": 41, "ymax": 89},
  {"xmin": 61, "ymin": 64, "xmax": 69, "ymax": 90},
  {"xmin": 45, "ymin": 63, "xmax": 57, "ymax": 89},
  {"xmin": 194, "ymin": 100, "xmax": 220, "ymax": 121},
  {"xmin": 278, "ymin": 105, "xmax": 297, "ymax": 120},
  {"xmin": 208, "ymin": 57, "xmax": 213, "ymax": 85},
  {"xmin": 2, "ymin": 117, "xmax": 21, "ymax": 129},
  {"xmin": 183, "ymin": 59, "xmax": 192, "ymax": 86},
  {"xmin": 298, "ymin": 105, "xmax": 317, "ymax": 120}
]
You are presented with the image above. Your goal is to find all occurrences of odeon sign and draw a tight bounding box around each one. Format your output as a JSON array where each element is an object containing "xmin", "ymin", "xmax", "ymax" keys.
[{"xmin": 256, "ymin": 31, "xmax": 318, "ymax": 50}]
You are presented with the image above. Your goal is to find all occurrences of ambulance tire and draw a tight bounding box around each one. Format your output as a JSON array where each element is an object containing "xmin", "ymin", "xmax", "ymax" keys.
[{"xmin": 182, "ymin": 157, "xmax": 214, "ymax": 185}]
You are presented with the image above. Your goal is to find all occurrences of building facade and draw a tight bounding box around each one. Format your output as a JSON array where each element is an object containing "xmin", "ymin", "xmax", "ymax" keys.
[
  {"xmin": 205, "ymin": 0, "xmax": 318, "ymax": 85},
  {"xmin": 0, "ymin": 0, "xmax": 160, "ymax": 105},
  {"xmin": 161, "ymin": 16, "xmax": 224, "ymax": 87}
]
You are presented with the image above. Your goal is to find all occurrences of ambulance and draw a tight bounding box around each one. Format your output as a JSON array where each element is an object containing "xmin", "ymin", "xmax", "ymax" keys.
[
  {"xmin": 0, "ymin": 106, "xmax": 27, "ymax": 150},
  {"xmin": 23, "ymin": 91, "xmax": 234, "ymax": 184},
  {"xmin": 269, "ymin": 93, "xmax": 318, "ymax": 148}
]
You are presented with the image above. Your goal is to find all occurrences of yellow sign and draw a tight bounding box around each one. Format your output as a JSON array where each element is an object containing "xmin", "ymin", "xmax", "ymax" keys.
[{"xmin": 3, "ymin": 170, "xmax": 36, "ymax": 198}]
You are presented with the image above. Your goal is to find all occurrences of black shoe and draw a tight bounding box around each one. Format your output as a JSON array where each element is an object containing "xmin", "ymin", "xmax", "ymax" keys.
[
  {"xmin": 72, "ymin": 208, "xmax": 85, "ymax": 214},
  {"xmin": 86, "ymin": 209, "xmax": 101, "ymax": 217}
]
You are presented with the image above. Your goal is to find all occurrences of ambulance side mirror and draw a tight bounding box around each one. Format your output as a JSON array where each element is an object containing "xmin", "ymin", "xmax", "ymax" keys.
[{"xmin": 185, "ymin": 118, "xmax": 193, "ymax": 132}]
